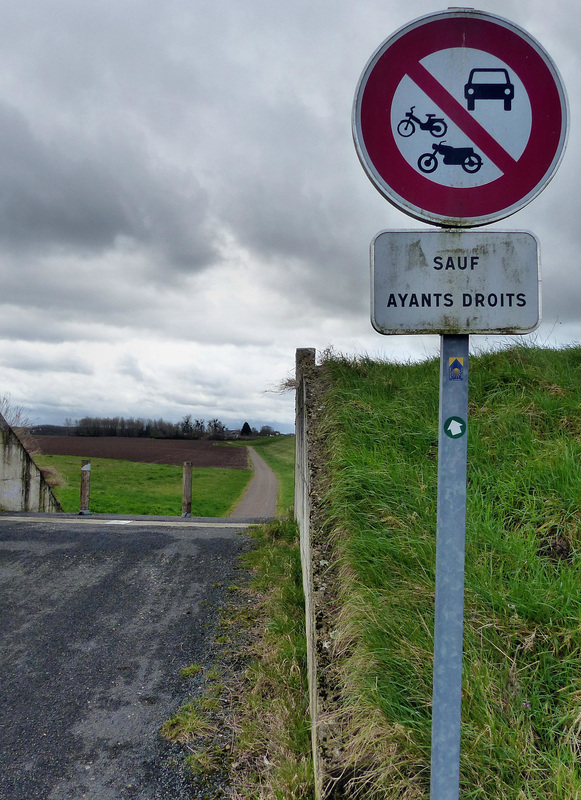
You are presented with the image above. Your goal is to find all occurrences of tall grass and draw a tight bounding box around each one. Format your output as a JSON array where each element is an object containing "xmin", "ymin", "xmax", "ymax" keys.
[
  {"xmin": 232, "ymin": 518, "xmax": 313, "ymax": 798},
  {"xmin": 312, "ymin": 344, "xmax": 581, "ymax": 798}
]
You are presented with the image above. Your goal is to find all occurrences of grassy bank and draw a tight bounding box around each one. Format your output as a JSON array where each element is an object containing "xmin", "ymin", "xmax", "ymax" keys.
[
  {"xmin": 311, "ymin": 344, "xmax": 581, "ymax": 798},
  {"xmin": 33, "ymin": 454, "xmax": 251, "ymax": 516}
]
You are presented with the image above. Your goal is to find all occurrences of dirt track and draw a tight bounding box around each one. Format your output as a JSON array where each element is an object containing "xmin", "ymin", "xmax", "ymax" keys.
[
  {"xmin": 230, "ymin": 447, "xmax": 278, "ymax": 518},
  {"xmin": 32, "ymin": 436, "xmax": 248, "ymax": 469}
]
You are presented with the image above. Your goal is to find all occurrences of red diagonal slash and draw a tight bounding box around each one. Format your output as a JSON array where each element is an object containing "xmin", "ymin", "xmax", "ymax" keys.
[{"xmin": 407, "ymin": 61, "xmax": 519, "ymax": 175}]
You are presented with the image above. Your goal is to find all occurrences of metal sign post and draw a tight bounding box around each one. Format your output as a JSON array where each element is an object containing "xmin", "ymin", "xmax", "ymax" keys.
[
  {"xmin": 353, "ymin": 8, "xmax": 568, "ymax": 799},
  {"xmin": 431, "ymin": 334, "xmax": 469, "ymax": 800}
]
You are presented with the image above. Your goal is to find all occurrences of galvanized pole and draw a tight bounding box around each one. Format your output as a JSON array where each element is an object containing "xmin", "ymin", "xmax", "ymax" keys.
[{"xmin": 430, "ymin": 333, "xmax": 469, "ymax": 800}]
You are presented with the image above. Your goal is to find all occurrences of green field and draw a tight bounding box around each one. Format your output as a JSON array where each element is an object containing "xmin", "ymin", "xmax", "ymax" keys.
[
  {"xmin": 309, "ymin": 344, "xmax": 581, "ymax": 798},
  {"xmin": 34, "ymin": 454, "xmax": 252, "ymax": 516},
  {"xmin": 34, "ymin": 435, "xmax": 296, "ymax": 517}
]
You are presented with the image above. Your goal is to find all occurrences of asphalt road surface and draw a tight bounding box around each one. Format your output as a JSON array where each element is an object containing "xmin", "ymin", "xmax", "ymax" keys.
[{"xmin": 0, "ymin": 514, "xmax": 258, "ymax": 799}]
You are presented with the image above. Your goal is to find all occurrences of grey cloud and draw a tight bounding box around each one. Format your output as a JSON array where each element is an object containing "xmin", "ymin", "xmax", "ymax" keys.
[
  {"xmin": 0, "ymin": 105, "xmax": 122, "ymax": 250},
  {"xmin": 0, "ymin": 0, "xmax": 578, "ymax": 429},
  {"xmin": 0, "ymin": 305, "xmax": 124, "ymax": 344},
  {"xmin": 0, "ymin": 103, "xmax": 216, "ymax": 272},
  {"xmin": 115, "ymin": 355, "xmax": 147, "ymax": 383},
  {"xmin": 0, "ymin": 350, "xmax": 94, "ymax": 375}
]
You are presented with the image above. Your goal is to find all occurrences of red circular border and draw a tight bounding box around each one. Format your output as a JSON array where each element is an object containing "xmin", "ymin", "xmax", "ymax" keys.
[{"xmin": 356, "ymin": 14, "xmax": 566, "ymax": 223}]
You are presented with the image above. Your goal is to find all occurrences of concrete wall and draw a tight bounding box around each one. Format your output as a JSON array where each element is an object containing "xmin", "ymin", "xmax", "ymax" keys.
[
  {"xmin": 294, "ymin": 348, "xmax": 323, "ymax": 797},
  {"xmin": 0, "ymin": 413, "xmax": 62, "ymax": 513}
]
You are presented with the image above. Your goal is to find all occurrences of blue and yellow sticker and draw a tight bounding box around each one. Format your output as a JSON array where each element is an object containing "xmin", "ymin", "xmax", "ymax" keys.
[{"xmin": 449, "ymin": 357, "xmax": 464, "ymax": 381}]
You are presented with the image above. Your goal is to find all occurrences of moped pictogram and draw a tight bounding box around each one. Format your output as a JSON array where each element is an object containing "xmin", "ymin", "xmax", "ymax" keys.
[
  {"xmin": 397, "ymin": 106, "xmax": 448, "ymax": 138},
  {"xmin": 418, "ymin": 141, "xmax": 483, "ymax": 174}
]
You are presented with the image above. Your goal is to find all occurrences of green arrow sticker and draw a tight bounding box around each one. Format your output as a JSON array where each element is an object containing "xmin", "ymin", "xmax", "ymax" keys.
[{"xmin": 444, "ymin": 416, "xmax": 466, "ymax": 439}]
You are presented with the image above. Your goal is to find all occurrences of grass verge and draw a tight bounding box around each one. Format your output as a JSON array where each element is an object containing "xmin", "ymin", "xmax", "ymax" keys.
[
  {"xmin": 160, "ymin": 518, "xmax": 314, "ymax": 799},
  {"xmin": 33, "ymin": 454, "xmax": 251, "ymax": 516},
  {"xmin": 309, "ymin": 343, "xmax": 581, "ymax": 798},
  {"xmin": 232, "ymin": 518, "xmax": 313, "ymax": 798}
]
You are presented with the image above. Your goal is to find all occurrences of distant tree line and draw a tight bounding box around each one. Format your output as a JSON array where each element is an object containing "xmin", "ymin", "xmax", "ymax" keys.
[
  {"xmin": 45, "ymin": 416, "xmax": 281, "ymax": 440},
  {"xmin": 65, "ymin": 415, "xmax": 229, "ymax": 440}
]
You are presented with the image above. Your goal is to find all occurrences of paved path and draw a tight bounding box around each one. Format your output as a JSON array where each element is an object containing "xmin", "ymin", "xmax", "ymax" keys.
[
  {"xmin": 0, "ymin": 514, "xmax": 252, "ymax": 799},
  {"xmin": 229, "ymin": 447, "xmax": 278, "ymax": 519}
]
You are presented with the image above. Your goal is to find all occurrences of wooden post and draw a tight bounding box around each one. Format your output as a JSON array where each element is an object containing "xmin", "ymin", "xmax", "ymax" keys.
[
  {"xmin": 79, "ymin": 460, "xmax": 91, "ymax": 515},
  {"xmin": 182, "ymin": 461, "xmax": 192, "ymax": 517}
]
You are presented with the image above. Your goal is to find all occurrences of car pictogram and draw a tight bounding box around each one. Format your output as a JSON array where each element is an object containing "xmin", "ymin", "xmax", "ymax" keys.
[{"xmin": 464, "ymin": 68, "xmax": 514, "ymax": 111}]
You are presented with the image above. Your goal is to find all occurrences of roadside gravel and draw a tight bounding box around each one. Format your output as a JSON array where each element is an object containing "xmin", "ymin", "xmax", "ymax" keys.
[{"xmin": 0, "ymin": 516, "xmax": 254, "ymax": 799}]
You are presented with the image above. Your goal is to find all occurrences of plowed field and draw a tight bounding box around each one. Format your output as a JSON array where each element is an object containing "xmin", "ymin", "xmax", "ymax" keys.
[{"xmin": 32, "ymin": 436, "xmax": 248, "ymax": 469}]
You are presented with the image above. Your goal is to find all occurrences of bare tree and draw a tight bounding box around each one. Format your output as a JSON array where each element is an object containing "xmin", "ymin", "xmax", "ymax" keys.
[
  {"xmin": 193, "ymin": 419, "xmax": 206, "ymax": 438},
  {"xmin": 207, "ymin": 419, "xmax": 226, "ymax": 440},
  {"xmin": 0, "ymin": 393, "xmax": 30, "ymax": 428},
  {"xmin": 0, "ymin": 393, "xmax": 38, "ymax": 453},
  {"xmin": 180, "ymin": 414, "xmax": 193, "ymax": 437}
]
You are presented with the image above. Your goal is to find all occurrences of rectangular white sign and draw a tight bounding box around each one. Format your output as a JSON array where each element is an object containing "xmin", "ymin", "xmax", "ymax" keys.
[{"xmin": 371, "ymin": 230, "xmax": 540, "ymax": 335}]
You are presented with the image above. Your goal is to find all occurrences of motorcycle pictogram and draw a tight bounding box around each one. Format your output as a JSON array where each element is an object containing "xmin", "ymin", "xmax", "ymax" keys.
[
  {"xmin": 418, "ymin": 141, "xmax": 483, "ymax": 174},
  {"xmin": 397, "ymin": 106, "xmax": 448, "ymax": 138}
]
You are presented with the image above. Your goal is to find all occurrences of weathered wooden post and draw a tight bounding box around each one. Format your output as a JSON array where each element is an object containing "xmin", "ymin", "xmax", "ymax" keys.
[
  {"xmin": 79, "ymin": 460, "xmax": 91, "ymax": 515},
  {"xmin": 182, "ymin": 461, "xmax": 192, "ymax": 517}
]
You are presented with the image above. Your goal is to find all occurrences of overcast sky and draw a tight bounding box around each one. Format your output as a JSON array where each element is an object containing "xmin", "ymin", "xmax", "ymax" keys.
[{"xmin": 0, "ymin": 0, "xmax": 578, "ymax": 433}]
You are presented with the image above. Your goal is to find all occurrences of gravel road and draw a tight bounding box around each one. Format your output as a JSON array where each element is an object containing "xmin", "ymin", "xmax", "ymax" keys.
[
  {"xmin": 230, "ymin": 447, "xmax": 278, "ymax": 519},
  {"xmin": 0, "ymin": 515, "xmax": 255, "ymax": 799}
]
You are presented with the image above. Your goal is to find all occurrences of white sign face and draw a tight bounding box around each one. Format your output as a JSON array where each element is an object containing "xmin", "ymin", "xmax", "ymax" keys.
[
  {"xmin": 371, "ymin": 230, "xmax": 540, "ymax": 334},
  {"xmin": 353, "ymin": 10, "xmax": 568, "ymax": 226},
  {"xmin": 391, "ymin": 49, "xmax": 532, "ymax": 191}
]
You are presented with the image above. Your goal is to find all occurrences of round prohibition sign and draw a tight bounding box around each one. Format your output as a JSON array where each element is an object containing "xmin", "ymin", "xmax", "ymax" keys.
[{"xmin": 352, "ymin": 10, "xmax": 568, "ymax": 226}]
